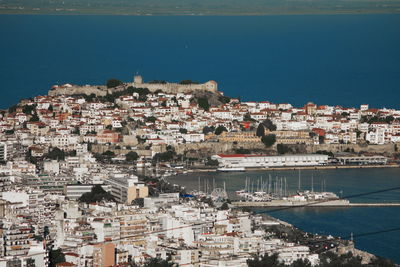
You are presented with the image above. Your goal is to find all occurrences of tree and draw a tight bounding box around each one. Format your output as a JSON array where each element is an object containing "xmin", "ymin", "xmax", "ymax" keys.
[
  {"xmin": 205, "ymin": 157, "xmax": 219, "ymax": 166},
  {"xmin": 385, "ymin": 115, "xmax": 395, "ymax": 124},
  {"xmin": 202, "ymin": 126, "xmax": 215, "ymax": 135},
  {"xmin": 126, "ymin": 151, "xmax": 139, "ymax": 162},
  {"xmin": 219, "ymin": 202, "xmax": 229, "ymax": 210},
  {"xmin": 43, "ymin": 226, "xmax": 50, "ymax": 239},
  {"xmin": 142, "ymin": 257, "xmax": 174, "ymax": 267},
  {"xmin": 262, "ymin": 119, "xmax": 277, "ymax": 131},
  {"xmin": 218, "ymin": 95, "xmax": 231, "ymax": 104},
  {"xmin": 214, "ymin": 125, "xmax": 228, "ymax": 135},
  {"xmin": 106, "ymin": 78, "xmax": 123, "ymax": 88},
  {"xmin": 291, "ymin": 259, "xmax": 312, "ymax": 267},
  {"xmin": 29, "ymin": 113, "xmax": 40, "ymax": 122},
  {"xmin": 247, "ymin": 253, "xmax": 283, "ymax": 267},
  {"xmin": 179, "ymin": 80, "xmax": 198, "ymax": 84},
  {"xmin": 179, "ymin": 128, "xmax": 188, "ymax": 134},
  {"xmin": 145, "ymin": 116, "xmax": 157, "ymax": 123},
  {"xmin": 132, "ymin": 198, "xmax": 144, "ymax": 207},
  {"xmin": 102, "ymin": 150, "xmax": 115, "ymax": 157},
  {"xmin": 153, "ymin": 151, "xmax": 176, "ymax": 162},
  {"xmin": 22, "ymin": 104, "xmax": 36, "ymax": 115},
  {"xmin": 277, "ymin": 144, "xmax": 292, "ymax": 154},
  {"xmin": 256, "ymin": 123, "xmax": 265, "ymax": 137},
  {"xmin": 243, "ymin": 113, "xmax": 255, "ymax": 122},
  {"xmin": 79, "ymin": 185, "xmax": 115, "ymax": 203},
  {"xmin": 197, "ymin": 97, "xmax": 210, "ymax": 111},
  {"xmin": 49, "ymin": 248, "xmax": 65, "ymax": 267},
  {"xmin": 46, "ymin": 147, "xmax": 65, "ymax": 160},
  {"xmin": 261, "ymin": 134, "xmax": 276, "ymax": 147}
]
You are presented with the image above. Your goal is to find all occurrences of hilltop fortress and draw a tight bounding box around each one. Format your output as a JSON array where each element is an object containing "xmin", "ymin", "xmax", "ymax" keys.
[{"xmin": 48, "ymin": 75, "xmax": 218, "ymax": 96}]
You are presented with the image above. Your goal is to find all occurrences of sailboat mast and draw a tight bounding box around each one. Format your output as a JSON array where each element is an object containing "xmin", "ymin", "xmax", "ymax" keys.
[{"xmin": 298, "ymin": 169, "xmax": 301, "ymax": 190}]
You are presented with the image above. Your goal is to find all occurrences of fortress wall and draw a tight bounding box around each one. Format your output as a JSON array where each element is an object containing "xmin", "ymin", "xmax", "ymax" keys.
[
  {"xmin": 306, "ymin": 143, "xmax": 396, "ymax": 154},
  {"xmin": 48, "ymin": 86, "xmax": 108, "ymax": 97}
]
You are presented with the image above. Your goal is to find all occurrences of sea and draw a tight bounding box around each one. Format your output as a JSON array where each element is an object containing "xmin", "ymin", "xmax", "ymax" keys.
[
  {"xmin": 167, "ymin": 168, "xmax": 400, "ymax": 263},
  {"xmin": 1, "ymin": 14, "xmax": 399, "ymax": 261},
  {"xmin": 0, "ymin": 14, "xmax": 400, "ymax": 109}
]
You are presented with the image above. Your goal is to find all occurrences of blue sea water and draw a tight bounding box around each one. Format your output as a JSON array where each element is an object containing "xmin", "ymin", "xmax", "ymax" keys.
[
  {"xmin": 0, "ymin": 14, "xmax": 400, "ymax": 109},
  {"xmin": 168, "ymin": 168, "xmax": 400, "ymax": 263}
]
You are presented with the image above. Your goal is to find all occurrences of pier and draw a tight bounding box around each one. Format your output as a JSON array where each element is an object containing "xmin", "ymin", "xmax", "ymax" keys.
[{"xmin": 232, "ymin": 201, "xmax": 400, "ymax": 207}]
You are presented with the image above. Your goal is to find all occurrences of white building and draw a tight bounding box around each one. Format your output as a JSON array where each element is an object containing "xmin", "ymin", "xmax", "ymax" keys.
[{"xmin": 212, "ymin": 154, "xmax": 328, "ymax": 169}]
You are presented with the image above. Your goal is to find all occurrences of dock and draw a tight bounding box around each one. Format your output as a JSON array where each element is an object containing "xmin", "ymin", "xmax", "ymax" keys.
[{"xmin": 232, "ymin": 201, "xmax": 400, "ymax": 208}]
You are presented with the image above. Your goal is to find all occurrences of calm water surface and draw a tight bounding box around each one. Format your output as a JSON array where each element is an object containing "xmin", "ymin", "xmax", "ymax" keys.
[{"xmin": 0, "ymin": 14, "xmax": 400, "ymax": 108}]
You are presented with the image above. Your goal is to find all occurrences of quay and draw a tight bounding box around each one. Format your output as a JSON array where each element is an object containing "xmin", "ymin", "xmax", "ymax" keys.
[
  {"xmin": 255, "ymin": 164, "xmax": 400, "ymax": 171},
  {"xmin": 188, "ymin": 164, "xmax": 400, "ymax": 173},
  {"xmin": 232, "ymin": 201, "xmax": 400, "ymax": 208}
]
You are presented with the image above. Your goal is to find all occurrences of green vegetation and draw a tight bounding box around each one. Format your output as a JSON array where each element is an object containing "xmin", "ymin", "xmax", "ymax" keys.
[
  {"xmin": 145, "ymin": 116, "xmax": 157, "ymax": 123},
  {"xmin": 153, "ymin": 151, "xmax": 176, "ymax": 162},
  {"xmin": 22, "ymin": 104, "xmax": 36, "ymax": 115},
  {"xmin": 234, "ymin": 147, "xmax": 251, "ymax": 154},
  {"xmin": 149, "ymin": 80, "xmax": 167, "ymax": 84},
  {"xmin": 214, "ymin": 125, "xmax": 228, "ymax": 135},
  {"xmin": 79, "ymin": 184, "xmax": 115, "ymax": 203},
  {"xmin": 256, "ymin": 123, "xmax": 265, "ymax": 137},
  {"xmin": 81, "ymin": 86, "xmax": 150, "ymax": 103},
  {"xmin": 247, "ymin": 251, "xmax": 396, "ymax": 267},
  {"xmin": 102, "ymin": 150, "xmax": 115, "ymax": 157},
  {"xmin": 129, "ymin": 257, "xmax": 174, "ymax": 267},
  {"xmin": 29, "ymin": 113, "xmax": 40, "ymax": 122},
  {"xmin": 218, "ymin": 95, "xmax": 231, "ymax": 104},
  {"xmin": 261, "ymin": 134, "xmax": 276, "ymax": 147},
  {"xmin": 46, "ymin": 147, "xmax": 65, "ymax": 160},
  {"xmin": 205, "ymin": 157, "xmax": 219, "ymax": 166},
  {"xmin": 262, "ymin": 119, "xmax": 277, "ymax": 131},
  {"xmin": 277, "ymin": 144, "xmax": 292, "ymax": 154},
  {"xmin": 197, "ymin": 97, "xmax": 210, "ymax": 111},
  {"xmin": 126, "ymin": 151, "xmax": 139, "ymax": 162},
  {"xmin": 202, "ymin": 126, "xmax": 215, "ymax": 135},
  {"xmin": 179, "ymin": 79, "xmax": 198, "ymax": 84},
  {"xmin": 106, "ymin": 78, "xmax": 123, "ymax": 88},
  {"xmin": 49, "ymin": 248, "xmax": 65, "ymax": 267}
]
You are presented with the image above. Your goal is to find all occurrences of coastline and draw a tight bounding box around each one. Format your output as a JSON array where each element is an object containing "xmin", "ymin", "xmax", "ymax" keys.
[{"xmin": 186, "ymin": 164, "xmax": 400, "ymax": 174}]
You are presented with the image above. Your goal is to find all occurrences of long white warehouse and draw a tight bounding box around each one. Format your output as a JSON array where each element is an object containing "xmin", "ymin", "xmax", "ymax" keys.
[{"xmin": 211, "ymin": 154, "xmax": 329, "ymax": 169}]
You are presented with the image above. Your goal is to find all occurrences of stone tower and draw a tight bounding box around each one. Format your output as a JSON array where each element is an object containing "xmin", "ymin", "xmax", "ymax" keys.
[{"xmin": 134, "ymin": 75, "xmax": 143, "ymax": 85}]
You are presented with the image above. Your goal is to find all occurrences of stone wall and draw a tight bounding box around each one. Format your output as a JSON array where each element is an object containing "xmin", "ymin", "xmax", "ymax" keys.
[
  {"xmin": 130, "ymin": 80, "xmax": 218, "ymax": 94},
  {"xmin": 48, "ymin": 85, "xmax": 109, "ymax": 96},
  {"xmin": 175, "ymin": 141, "xmax": 267, "ymax": 158},
  {"xmin": 306, "ymin": 143, "xmax": 396, "ymax": 154}
]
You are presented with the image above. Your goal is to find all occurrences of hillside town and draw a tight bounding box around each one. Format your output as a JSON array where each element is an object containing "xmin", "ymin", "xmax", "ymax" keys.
[{"xmin": 0, "ymin": 76, "xmax": 399, "ymax": 267}]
